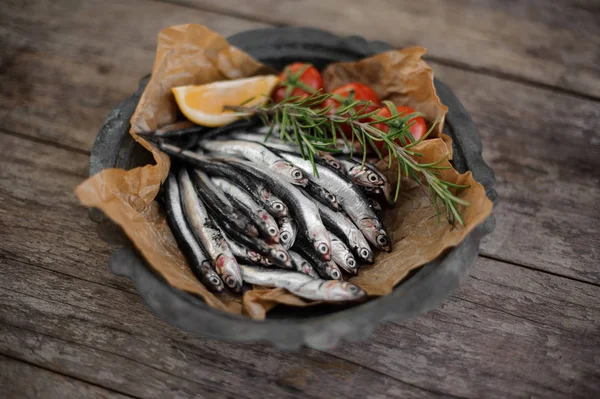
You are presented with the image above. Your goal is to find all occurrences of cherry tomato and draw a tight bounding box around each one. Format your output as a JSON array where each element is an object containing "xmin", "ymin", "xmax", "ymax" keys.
[
  {"xmin": 372, "ymin": 105, "xmax": 427, "ymax": 149},
  {"xmin": 322, "ymin": 82, "xmax": 381, "ymax": 114},
  {"xmin": 322, "ymin": 83, "xmax": 381, "ymax": 137},
  {"xmin": 272, "ymin": 63, "xmax": 324, "ymax": 102}
]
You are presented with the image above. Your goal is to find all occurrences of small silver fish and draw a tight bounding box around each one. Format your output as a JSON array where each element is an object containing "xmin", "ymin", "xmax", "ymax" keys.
[
  {"xmin": 278, "ymin": 216, "xmax": 297, "ymax": 250},
  {"xmin": 239, "ymin": 265, "xmax": 366, "ymax": 302},
  {"xmin": 163, "ymin": 174, "xmax": 224, "ymax": 293},
  {"xmin": 281, "ymin": 152, "xmax": 391, "ymax": 252},
  {"xmin": 314, "ymin": 200, "xmax": 374, "ymax": 264},
  {"xmin": 199, "ymin": 139, "xmax": 307, "ymax": 186},
  {"xmin": 257, "ymin": 185, "xmax": 289, "ymax": 218},
  {"xmin": 178, "ymin": 169, "xmax": 243, "ymax": 293},
  {"xmin": 221, "ymin": 230, "xmax": 269, "ymax": 265},
  {"xmin": 211, "ymin": 177, "xmax": 280, "ymax": 244},
  {"xmin": 329, "ymin": 232, "xmax": 359, "ymax": 275},
  {"xmin": 225, "ymin": 159, "xmax": 332, "ymax": 262},
  {"xmin": 336, "ymin": 157, "xmax": 385, "ymax": 188},
  {"xmin": 289, "ymin": 250, "xmax": 319, "ymax": 279}
]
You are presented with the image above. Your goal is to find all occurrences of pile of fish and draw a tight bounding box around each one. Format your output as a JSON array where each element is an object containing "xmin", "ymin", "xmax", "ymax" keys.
[{"xmin": 152, "ymin": 119, "xmax": 394, "ymax": 303}]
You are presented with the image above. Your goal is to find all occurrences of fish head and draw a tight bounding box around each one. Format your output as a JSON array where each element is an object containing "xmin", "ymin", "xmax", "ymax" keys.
[
  {"xmin": 310, "ymin": 231, "xmax": 331, "ymax": 261},
  {"xmin": 215, "ymin": 254, "xmax": 242, "ymax": 294},
  {"xmin": 322, "ymin": 281, "xmax": 366, "ymax": 301},
  {"xmin": 257, "ymin": 211, "xmax": 279, "ymax": 243},
  {"xmin": 350, "ymin": 167, "xmax": 384, "ymax": 187},
  {"xmin": 271, "ymin": 160, "xmax": 308, "ymax": 186},
  {"xmin": 268, "ymin": 246, "xmax": 293, "ymax": 269},
  {"xmin": 200, "ymin": 261, "xmax": 225, "ymax": 293},
  {"xmin": 326, "ymin": 261, "xmax": 342, "ymax": 280},
  {"xmin": 322, "ymin": 157, "xmax": 345, "ymax": 174},
  {"xmin": 344, "ymin": 254, "xmax": 358, "ymax": 275},
  {"xmin": 357, "ymin": 218, "xmax": 391, "ymax": 252}
]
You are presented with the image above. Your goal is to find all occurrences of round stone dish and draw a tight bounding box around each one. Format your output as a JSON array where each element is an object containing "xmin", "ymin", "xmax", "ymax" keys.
[{"xmin": 89, "ymin": 27, "xmax": 497, "ymax": 350}]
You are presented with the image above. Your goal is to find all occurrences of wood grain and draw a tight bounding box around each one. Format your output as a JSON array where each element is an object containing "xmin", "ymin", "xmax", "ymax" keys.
[
  {"xmin": 175, "ymin": 0, "xmax": 600, "ymax": 98},
  {"xmin": 0, "ymin": 355, "xmax": 133, "ymax": 399},
  {"xmin": 430, "ymin": 63, "xmax": 600, "ymax": 283},
  {"xmin": 0, "ymin": 0, "xmax": 269, "ymax": 151},
  {"xmin": 1, "ymin": 254, "xmax": 598, "ymax": 398}
]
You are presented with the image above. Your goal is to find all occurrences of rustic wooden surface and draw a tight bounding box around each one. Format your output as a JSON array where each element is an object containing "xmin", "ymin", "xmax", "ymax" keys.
[{"xmin": 0, "ymin": 0, "xmax": 599, "ymax": 397}]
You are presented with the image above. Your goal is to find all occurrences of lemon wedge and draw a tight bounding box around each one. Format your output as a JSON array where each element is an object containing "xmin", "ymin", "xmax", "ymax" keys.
[{"xmin": 172, "ymin": 75, "xmax": 279, "ymax": 127}]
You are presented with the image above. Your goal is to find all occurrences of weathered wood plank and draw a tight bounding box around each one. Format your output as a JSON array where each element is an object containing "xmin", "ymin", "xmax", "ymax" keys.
[
  {"xmin": 430, "ymin": 63, "xmax": 600, "ymax": 282},
  {"xmin": 0, "ymin": 287, "xmax": 435, "ymax": 399},
  {"xmin": 176, "ymin": 0, "xmax": 600, "ymax": 98},
  {"xmin": 0, "ymin": 355, "xmax": 133, "ymax": 399},
  {"xmin": 0, "ymin": 132, "xmax": 134, "ymax": 292},
  {"xmin": 2, "ymin": 0, "xmax": 599, "ymax": 280},
  {"xmin": 2, "ymin": 253, "xmax": 599, "ymax": 397},
  {"xmin": 0, "ymin": 0, "xmax": 269, "ymax": 151}
]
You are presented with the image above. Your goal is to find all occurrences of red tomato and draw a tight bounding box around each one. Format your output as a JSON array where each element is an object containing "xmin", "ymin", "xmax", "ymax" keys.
[
  {"xmin": 373, "ymin": 105, "xmax": 427, "ymax": 149},
  {"xmin": 322, "ymin": 82, "xmax": 381, "ymax": 114},
  {"xmin": 322, "ymin": 83, "xmax": 381, "ymax": 137},
  {"xmin": 272, "ymin": 63, "xmax": 324, "ymax": 102}
]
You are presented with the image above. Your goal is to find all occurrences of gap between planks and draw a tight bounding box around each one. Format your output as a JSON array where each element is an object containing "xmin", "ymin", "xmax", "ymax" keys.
[
  {"xmin": 0, "ymin": 353, "xmax": 140, "ymax": 399},
  {"xmin": 156, "ymin": 0, "xmax": 600, "ymax": 103},
  {"xmin": 0, "ymin": 296, "xmax": 431, "ymax": 398}
]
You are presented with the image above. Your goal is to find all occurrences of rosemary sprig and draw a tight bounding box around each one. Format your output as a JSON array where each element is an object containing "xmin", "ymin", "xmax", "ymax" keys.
[{"xmin": 226, "ymin": 92, "xmax": 470, "ymax": 225}]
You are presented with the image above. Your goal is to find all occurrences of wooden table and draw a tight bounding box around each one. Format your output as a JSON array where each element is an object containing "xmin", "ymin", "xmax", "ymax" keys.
[{"xmin": 1, "ymin": 1, "xmax": 599, "ymax": 397}]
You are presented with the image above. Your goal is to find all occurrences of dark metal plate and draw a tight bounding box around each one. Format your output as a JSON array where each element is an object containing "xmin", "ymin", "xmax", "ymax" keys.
[{"xmin": 90, "ymin": 27, "xmax": 497, "ymax": 349}]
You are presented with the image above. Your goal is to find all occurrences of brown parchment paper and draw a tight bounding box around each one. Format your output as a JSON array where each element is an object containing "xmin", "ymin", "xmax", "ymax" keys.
[
  {"xmin": 75, "ymin": 24, "xmax": 493, "ymax": 320},
  {"xmin": 323, "ymin": 47, "xmax": 453, "ymax": 155}
]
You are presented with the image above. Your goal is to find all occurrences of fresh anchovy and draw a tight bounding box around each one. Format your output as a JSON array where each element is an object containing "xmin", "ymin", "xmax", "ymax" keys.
[
  {"xmin": 163, "ymin": 173, "xmax": 224, "ymax": 293},
  {"xmin": 178, "ymin": 169, "xmax": 242, "ymax": 293},
  {"xmin": 318, "ymin": 153, "xmax": 347, "ymax": 176},
  {"xmin": 335, "ymin": 157, "xmax": 386, "ymax": 188},
  {"xmin": 362, "ymin": 185, "xmax": 394, "ymax": 207},
  {"xmin": 211, "ymin": 177, "xmax": 280, "ymax": 244},
  {"xmin": 329, "ymin": 232, "xmax": 359, "ymax": 275},
  {"xmin": 279, "ymin": 152, "xmax": 391, "ymax": 252},
  {"xmin": 224, "ymin": 158, "xmax": 332, "ymax": 262},
  {"xmin": 293, "ymin": 238, "xmax": 341, "ymax": 280},
  {"xmin": 158, "ymin": 144, "xmax": 293, "ymax": 268},
  {"xmin": 368, "ymin": 198, "xmax": 383, "ymax": 213},
  {"xmin": 161, "ymin": 142, "xmax": 289, "ymax": 218},
  {"xmin": 188, "ymin": 168, "xmax": 258, "ymax": 238},
  {"xmin": 314, "ymin": 200, "xmax": 374, "ymax": 264},
  {"xmin": 198, "ymin": 139, "xmax": 307, "ymax": 186},
  {"xmin": 278, "ymin": 216, "xmax": 297, "ymax": 250},
  {"xmin": 288, "ymin": 250, "xmax": 320, "ymax": 278},
  {"xmin": 240, "ymin": 265, "xmax": 365, "ymax": 301},
  {"xmin": 188, "ymin": 171, "xmax": 289, "ymax": 268},
  {"xmin": 221, "ymin": 229, "xmax": 271, "ymax": 267},
  {"xmin": 304, "ymin": 174, "xmax": 339, "ymax": 211}
]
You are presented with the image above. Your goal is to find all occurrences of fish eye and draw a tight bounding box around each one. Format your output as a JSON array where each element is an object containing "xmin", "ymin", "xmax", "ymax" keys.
[
  {"xmin": 273, "ymin": 203, "xmax": 284, "ymax": 211},
  {"xmin": 348, "ymin": 285, "xmax": 358, "ymax": 292},
  {"xmin": 377, "ymin": 235, "xmax": 388, "ymax": 245},
  {"xmin": 268, "ymin": 227, "xmax": 278, "ymax": 236},
  {"xmin": 276, "ymin": 251, "xmax": 288, "ymax": 261},
  {"xmin": 360, "ymin": 248, "xmax": 370, "ymax": 258},
  {"xmin": 265, "ymin": 258, "xmax": 273, "ymax": 265},
  {"xmin": 326, "ymin": 194, "xmax": 335, "ymax": 201},
  {"xmin": 210, "ymin": 276, "xmax": 221, "ymax": 285},
  {"xmin": 368, "ymin": 174, "xmax": 378, "ymax": 182},
  {"xmin": 281, "ymin": 232, "xmax": 290, "ymax": 242},
  {"xmin": 225, "ymin": 276, "xmax": 236, "ymax": 287},
  {"xmin": 292, "ymin": 169, "xmax": 303, "ymax": 179},
  {"xmin": 330, "ymin": 269, "xmax": 341, "ymax": 279},
  {"xmin": 347, "ymin": 258, "xmax": 356, "ymax": 267},
  {"xmin": 317, "ymin": 243, "xmax": 329, "ymax": 254},
  {"xmin": 330, "ymin": 161, "xmax": 340, "ymax": 169}
]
